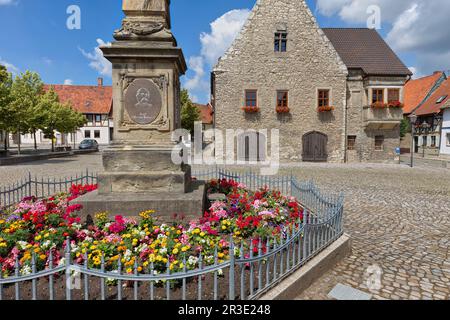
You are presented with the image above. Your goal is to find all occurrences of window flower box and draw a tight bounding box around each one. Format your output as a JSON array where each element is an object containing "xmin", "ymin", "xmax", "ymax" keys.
[
  {"xmin": 388, "ymin": 101, "xmax": 404, "ymax": 108},
  {"xmin": 317, "ymin": 106, "xmax": 335, "ymax": 113},
  {"xmin": 242, "ymin": 106, "xmax": 260, "ymax": 113},
  {"xmin": 276, "ymin": 106, "xmax": 290, "ymax": 114},
  {"xmin": 371, "ymin": 102, "xmax": 389, "ymax": 109}
]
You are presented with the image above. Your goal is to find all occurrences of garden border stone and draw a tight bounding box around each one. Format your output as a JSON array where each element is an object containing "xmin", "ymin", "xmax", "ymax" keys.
[{"xmin": 259, "ymin": 233, "xmax": 352, "ymax": 300}]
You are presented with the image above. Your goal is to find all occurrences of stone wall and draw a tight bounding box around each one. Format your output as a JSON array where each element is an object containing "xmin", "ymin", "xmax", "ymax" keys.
[{"xmin": 213, "ymin": 0, "xmax": 348, "ymax": 163}]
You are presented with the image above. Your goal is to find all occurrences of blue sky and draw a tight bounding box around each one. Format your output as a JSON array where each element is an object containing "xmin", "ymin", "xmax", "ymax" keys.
[{"xmin": 0, "ymin": 0, "xmax": 435, "ymax": 104}]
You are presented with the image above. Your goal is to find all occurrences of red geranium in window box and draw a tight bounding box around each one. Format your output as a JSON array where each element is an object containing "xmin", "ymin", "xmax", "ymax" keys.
[
  {"xmin": 388, "ymin": 101, "xmax": 404, "ymax": 108},
  {"xmin": 276, "ymin": 106, "xmax": 290, "ymax": 114},
  {"xmin": 371, "ymin": 102, "xmax": 388, "ymax": 109},
  {"xmin": 242, "ymin": 106, "xmax": 260, "ymax": 113},
  {"xmin": 317, "ymin": 106, "xmax": 335, "ymax": 113}
]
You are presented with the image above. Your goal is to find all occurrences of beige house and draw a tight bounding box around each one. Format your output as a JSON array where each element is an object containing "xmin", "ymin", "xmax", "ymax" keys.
[{"xmin": 212, "ymin": 0, "xmax": 412, "ymax": 163}]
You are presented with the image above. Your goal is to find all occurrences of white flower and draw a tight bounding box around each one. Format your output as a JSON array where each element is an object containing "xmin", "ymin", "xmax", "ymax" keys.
[
  {"xmin": 17, "ymin": 241, "xmax": 28, "ymax": 250},
  {"xmin": 58, "ymin": 258, "xmax": 66, "ymax": 267},
  {"xmin": 104, "ymin": 223, "xmax": 111, "ymax": 229},
  {"xmin": 159, "ymin": 248, "xmax": 167, "ymax": 255},
  {"xmin": 21, "ymin": 265, "xmax": 32, "ymax": 275},
  {"xmin": 124, "ymin": 249, "xmax": 132, "ymax": 259},
  {"xmin": 218, "ymin": 269, "xmax": 223, "ymax": 276}
]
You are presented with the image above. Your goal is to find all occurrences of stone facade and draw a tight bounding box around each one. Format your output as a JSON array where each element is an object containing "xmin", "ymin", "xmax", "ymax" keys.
[{"xmin": 213, "ymin": 0, "xmax": 408, "ymax": 163}]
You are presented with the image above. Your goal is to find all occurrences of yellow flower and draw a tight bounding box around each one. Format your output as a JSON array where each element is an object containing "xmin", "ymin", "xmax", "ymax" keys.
[
  {"xmin": 35, "ymin": 235, "xmax": 42, "ymax": 241},
  {"xmin": 90, "ymin": 245, "xmax": 97, "ymax": 250},
  {"xmin": 156, "ymin": 255, "xmax": 163, "ymax": 262},
  {"xmin": 95, "ymin": 212, "xmax": 108, "ymax": 221},
  {"xmin": 172, "ymin": 248, "xmax": 179, "ymax": 255},
  {"xmin": 162, "ymin": 258, "xmax": 168, "ymax": 264},
  {"xmin": 176, "ymin": 230, "xmax": 181, "ymax": 235},
  {"xmin": 0, "ymin": 219, "xmax": 5, "ymax": 224},
  {"xmin": 137, "ymin": 267, "xmax": 143, "ymax": 272},
  {"xmin": 218, "ymin": 253, "xmax": 225, "ymax": 259},
  {"xmin": 143, "ymin": 261, "xmax": 149, "ymax": 267},
  {"xmin": 193, "ymin": 228, "xmax": 200, "ymax": 234},
  {"xmin": 126, "ymin": 268, "xmax": 132, "ymax": 274},
  {"xmin": 179, "ymin": 263, "xmax": 184, "ymax": 269},
  {"xmin": 222, "ymin": 226, "xmax": 227, "ymax": 230},
  {"xmin": 34, "ymin": 248, "xmax": 40, "ymax": 253},
  {"xmin": 44, "ymin": 233, "xmax": 50, "ymax": 238},
  {"xmin": 181, "ymin": 246, "xmax": 189, "ymax": 252},
  {"xmin": 39, "ymin": 254, "xmax": 47, "ymax": 260}
]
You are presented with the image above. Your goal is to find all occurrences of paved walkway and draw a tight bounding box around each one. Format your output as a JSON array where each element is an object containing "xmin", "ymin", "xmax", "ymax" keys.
[
  {"xmin": 1, "ymin": 157, "xmax": 449, "ymax": 300},
  {"xmin": 287, "ymin": 164, "xmax": 450, "ymax": 300}
]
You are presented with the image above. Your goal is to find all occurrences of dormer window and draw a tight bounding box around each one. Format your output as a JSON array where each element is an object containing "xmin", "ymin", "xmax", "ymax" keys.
[
  {"xmin": 274, "ymin": 31, "xmax": 287, "ymax": 52},
  {"xmin": 436, "ymin": 95, "xmax": 448, "ymax": 104}
]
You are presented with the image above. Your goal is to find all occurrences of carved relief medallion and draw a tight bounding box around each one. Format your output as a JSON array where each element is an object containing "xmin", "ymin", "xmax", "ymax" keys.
[{"xmin": 124, "ymin": 78, "xmax": 162, "ymax": 125}]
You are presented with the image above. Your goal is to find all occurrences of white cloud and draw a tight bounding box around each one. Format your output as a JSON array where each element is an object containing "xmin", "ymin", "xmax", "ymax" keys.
[
  {"xmin": 316, "ymin": 0, "xmax": 450, "ymax": 77},
  {"xmin": 42, "ymin": 57, "xmax": 53, "ymax": 65},
  {"xmin": 64, "ymin": 79, "xmax": 74, "ymax": 85},
  {"xmin": 184, "ymin": 9, "xmax": 250, "ymax": 102},
  {"xmin": 80, "ymin": 39, "xmax": 112, "ymax": 77},
  {"xmin": 0, "ymin": 0, "xmax": 17, "ymax": 5},
  {"xmin": 0, "ymin": 57, "xmax": 19, "ymax": 75}
]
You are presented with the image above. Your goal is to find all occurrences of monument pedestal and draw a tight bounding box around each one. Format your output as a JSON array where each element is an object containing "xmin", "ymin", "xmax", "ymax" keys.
[
  {"xmin": 72, "ymin": 0, "xmax": 205, "ymax": 223},
  {"xmin": 75, "ymin": 144, "xmax": 206, "ymax": 222}
]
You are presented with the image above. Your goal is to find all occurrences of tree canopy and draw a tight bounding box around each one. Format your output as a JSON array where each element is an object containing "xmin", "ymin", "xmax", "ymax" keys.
[
  {"xmin": 0, "ymin": 68, "xmax": 86, "ymax": 152},
  {"xmin": 180, "ymin": 89, "xmax": 201, "ymax": 135}
]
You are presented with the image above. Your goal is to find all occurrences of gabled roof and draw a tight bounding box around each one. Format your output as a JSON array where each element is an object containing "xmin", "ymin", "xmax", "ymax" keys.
[
  {"xmin": 415, "ymin": 77, "xmax": 450, "ymax": 116},
  {"xmin": 403, "ymin": 72, "xmax": 445, "ymax": 114},
  {"xmin": 322, "ymin": 28, "xmax": 412, "ymax": 76},
  {"xmin": 194, "ymin": 103, "xmax": 213, "ymax": 125},
  {"xmin": 44, "ymin": 84, "xmax": 112, "ymax": 114}
]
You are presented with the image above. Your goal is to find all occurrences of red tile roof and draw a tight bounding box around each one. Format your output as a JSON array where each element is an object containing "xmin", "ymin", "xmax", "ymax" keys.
[
  {"xmin": 194, "ymin": 103, "xmax": 213, "ymax": 125},
  {"xmin": 415, "ymin": 77, "xmax": 450, "ymax": 116},
  {"xmin": 44, "ymin": 84, "xmax": 112, "ymax": 115},
  {"xmin": 403, "ymin": 72, "xmax": 444, "ymax": 114}
]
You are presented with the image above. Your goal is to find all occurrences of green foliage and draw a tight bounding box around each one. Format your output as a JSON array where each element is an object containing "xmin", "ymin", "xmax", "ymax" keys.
[
  {"xmin": 180, "ymin": 89, "xmax": 201, "ymax": 134},
  {"xmin": 0, "ymin": 65, "xmax": 13, "ymax": 133},
  {"xmin": 400, "ymin": 118, "xmax": 410, "ymax": 138},
  {"xmin": 39, "ymin": 87, "xmax": 86, "ymax": 150}
]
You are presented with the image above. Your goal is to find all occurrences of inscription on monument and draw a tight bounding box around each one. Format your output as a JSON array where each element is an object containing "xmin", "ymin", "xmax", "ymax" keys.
[{"xmin": 124, "ymin": 78, "xmax": 162, "ymax": 125}]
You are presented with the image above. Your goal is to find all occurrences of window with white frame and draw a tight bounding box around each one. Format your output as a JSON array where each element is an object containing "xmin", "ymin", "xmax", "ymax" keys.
[{"xmin": 447, "ymin": 133, "xmax": 450, "ymax": 146}]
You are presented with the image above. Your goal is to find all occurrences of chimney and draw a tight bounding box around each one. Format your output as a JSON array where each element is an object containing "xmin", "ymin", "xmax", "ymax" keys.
[{"xmin": 97, "ymin": 77, "xmax": 103, "ymax": 87}]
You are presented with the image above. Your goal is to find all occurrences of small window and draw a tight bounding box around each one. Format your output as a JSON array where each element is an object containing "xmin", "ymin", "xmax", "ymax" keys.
[
  {"xmin": 372, "ymin": 89, "xmax": 384, "ymax": 104},
  {"xmin": 245, "ymin": 90, "xmax": 257, "ymax": 107},
  {"xmin": 347, "ymin": 136, "xmax": 357, "ymax": 150},
  {"xmin": 388, "ymin": 89, "xmax": 400, "ymax": 103},
  {"xmin": 447, "ymin": 133, "xmax": 450, "ymax": 146},
  {"xmin": 84, "ymin": 130, "xmax": 91, "ymax": 138},
  {"xmin": 86, "ymin": 114, "xmax": 93, "ymax": 123},
  {"xmin": 95, "ymin": 115, "xmax": 102, "ymax": 123},
  {"xmin": 94, "ymin": 130, "xmax": 100, "ymax": 139},
  {"xmin": 274, "ymin": 31, "xmax": 287, "ymax": 52},
  {"xmin": 318, "ymin": 89, "xmax": 330, "ymax": 108},
  {"xmin": 422, "ymin": 136, "xmax": 428, "ymax": 147},
  {"xmin": 375, "ymin": 135, "xmax": 384, "ymax": 151},
  {"xmin": 431, "ymin": 136, "xmax": 436, "ymax": 147},
  {"xmin": 277, "ymin": 91, "xmax": 289, "ymax": 108},
  {"xmin": 436, "ymin": 95, "xmax": 448, "ymax": 104}
]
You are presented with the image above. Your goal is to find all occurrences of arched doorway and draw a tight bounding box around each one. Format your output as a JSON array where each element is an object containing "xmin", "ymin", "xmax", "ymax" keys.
[
  {"xmin": 302, "ymin": 131, "xmax": 328, "ymax": 162},
  {"xmin": 237, "ymin": 131, "xmax": 267, "ymax": 162}
]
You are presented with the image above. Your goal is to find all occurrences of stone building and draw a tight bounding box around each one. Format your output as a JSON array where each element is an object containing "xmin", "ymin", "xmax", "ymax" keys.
[{"xmin": 212, "ymin": 0, "xmax": 412, "ymax": 163}]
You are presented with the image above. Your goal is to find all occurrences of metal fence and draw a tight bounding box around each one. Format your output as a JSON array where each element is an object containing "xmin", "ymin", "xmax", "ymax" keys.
[
  {"xmin": 0, "ymin": 168, "xmax": 344, "ymax": 300},
  {"xmin": 0, "ymin": 169, "xmax": 98, "ymax": 210}
]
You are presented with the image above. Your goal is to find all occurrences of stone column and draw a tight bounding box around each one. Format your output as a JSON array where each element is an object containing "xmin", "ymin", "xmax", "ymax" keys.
[{"xmin": 74, "ymin": 0, "xmax": 205, "ymax": 222}]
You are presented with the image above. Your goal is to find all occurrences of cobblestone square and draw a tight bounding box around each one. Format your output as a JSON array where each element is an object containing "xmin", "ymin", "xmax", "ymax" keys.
[{"xmin": 1, "ymin": 157, "xmax": 449, "ymax": 300}]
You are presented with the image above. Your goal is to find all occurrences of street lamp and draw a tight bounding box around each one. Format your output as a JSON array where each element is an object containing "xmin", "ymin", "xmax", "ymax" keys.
[
  {"xmin": 408, "ymin": 114, "xmax": 417, "ymax": 168},
  {"xmin": 421, "ymin": 121, "xmax": 431, "ymax": 159}
]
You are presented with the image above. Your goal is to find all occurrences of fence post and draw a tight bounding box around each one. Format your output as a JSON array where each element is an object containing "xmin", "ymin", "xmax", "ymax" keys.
[
  {"xmin": 65, "ymin": 237, "xmax": 72, "ymax": 301},
  {"xmin": 229, "ymin": 236, "xmax": 235, "ymax": 300}
]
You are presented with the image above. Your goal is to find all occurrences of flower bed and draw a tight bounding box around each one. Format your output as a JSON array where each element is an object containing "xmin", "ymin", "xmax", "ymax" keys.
[
  {"xmin": 0, "ymin": 179, "xmax": 303, "ymax": 278},
  {"xmin": 242, "ymin": 106, "xmax": 260, "ymax": 113}
]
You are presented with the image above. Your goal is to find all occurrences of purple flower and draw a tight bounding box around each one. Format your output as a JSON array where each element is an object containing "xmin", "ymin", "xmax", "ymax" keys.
[{"xmin": 6, "ymin": 215, "xmax": 20, "ymax": 222}]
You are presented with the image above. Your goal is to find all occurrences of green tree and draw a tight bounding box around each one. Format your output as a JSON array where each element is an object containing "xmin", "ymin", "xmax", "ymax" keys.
[
  {"xmin": 9, "ymin": 71, "xmax": 44, "ymax": 152},
  {"xmin": 0, "ymin": 65, "xmax": 13, "ymax": 151},
  {"xmin": 39, "ymin": 87, "xmax": 86, "ymax": 152},
  {"xmin": 180, "ymin": 89, "xmax": 200, "ymax": 135},
  {"xmin": 400, "ymin": 118, "xmax": 410, "ymax": 138}
]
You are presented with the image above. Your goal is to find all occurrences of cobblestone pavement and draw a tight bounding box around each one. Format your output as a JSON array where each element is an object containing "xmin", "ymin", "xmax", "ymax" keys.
[
  {"xmin": 285, "ymin": 164, "xmax": 450, "ymax": 300},
  {"xmin": 1, "ymin": 157, "xmax": 449, "ymax": 300},
  {"xmin": 0, "ymin": 154, "xmax": 103, "ymax": 188}
]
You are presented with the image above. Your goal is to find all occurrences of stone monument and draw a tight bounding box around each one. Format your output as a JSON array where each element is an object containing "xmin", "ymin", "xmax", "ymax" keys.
[{"xmin": 74, "ymin": 0, "xmax": 205, "ymax": 221}]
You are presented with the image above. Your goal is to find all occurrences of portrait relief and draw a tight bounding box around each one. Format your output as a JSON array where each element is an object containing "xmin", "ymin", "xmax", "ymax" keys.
[{"xmin": 124, "ymin": 78, "xmax": 163, "ymax": 125}]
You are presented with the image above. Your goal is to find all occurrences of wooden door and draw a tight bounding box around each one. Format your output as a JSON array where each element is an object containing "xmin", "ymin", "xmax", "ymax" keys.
[{"xmin": 302, "ymin": 131, "xmax": 328, "ymax": 162}]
